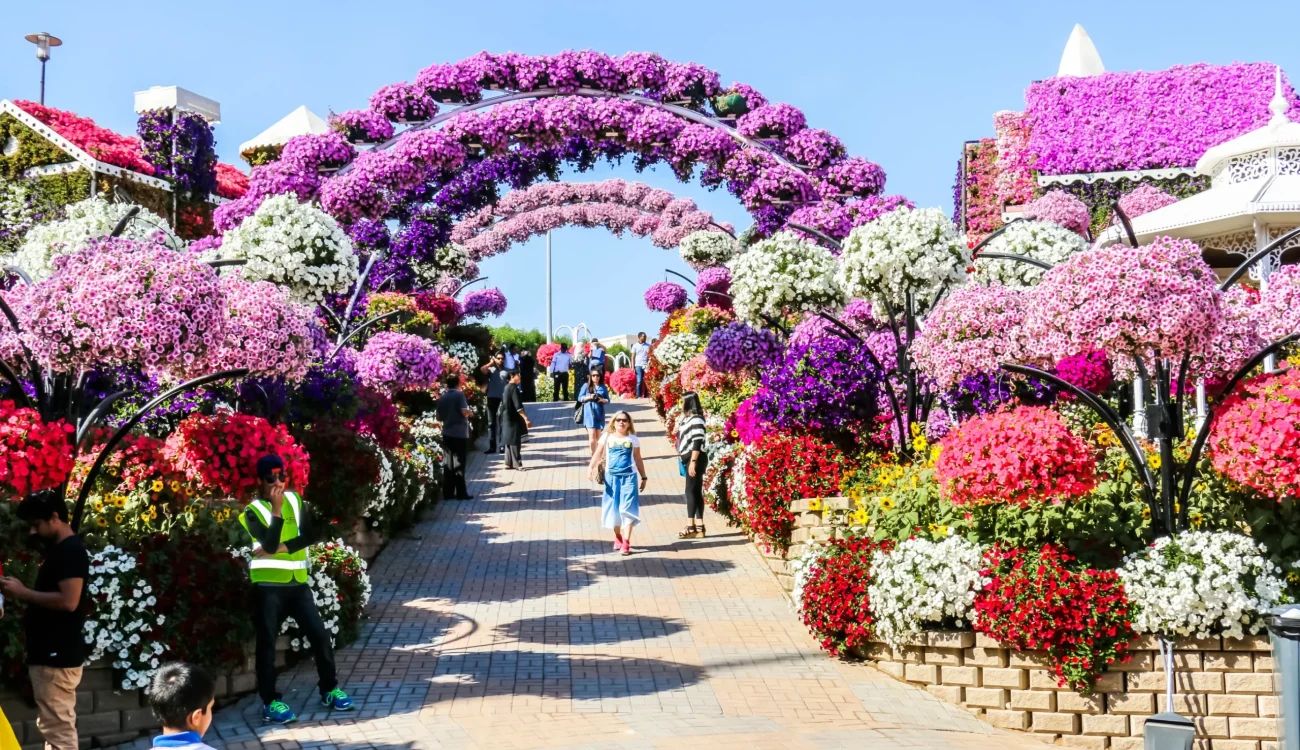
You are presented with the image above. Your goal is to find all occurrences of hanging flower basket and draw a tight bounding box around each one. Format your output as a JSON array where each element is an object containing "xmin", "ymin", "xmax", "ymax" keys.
[
  {"xmin": 429, "ymin": 88, "xmax": 466, "ymax": 104},
  {"xmin": 711, "ymin": 93, "xmax": 750, "ymax": 118},
  {"xmin": 345, "ymin": 127, "xmax": 384, "ymax": 145}
]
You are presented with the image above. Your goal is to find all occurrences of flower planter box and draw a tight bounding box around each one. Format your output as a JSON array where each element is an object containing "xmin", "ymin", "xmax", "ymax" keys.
[{"xmin": 0, "ymin": 637, "xmax": 292, "ymax": 749}]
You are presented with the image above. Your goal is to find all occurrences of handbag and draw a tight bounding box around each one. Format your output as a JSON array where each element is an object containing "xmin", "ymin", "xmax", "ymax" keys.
[
  {"xmin": 678, "ymin": 457, "xmax": 687, "ymax": 477},
  {"xmin": 573, "ymin": 402, "xmax": 584, "ymax": 425}
]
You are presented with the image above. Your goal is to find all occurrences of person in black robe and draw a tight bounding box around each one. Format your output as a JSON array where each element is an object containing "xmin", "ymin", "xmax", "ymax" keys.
[
  {"xmin": 519, "ymin": 349, "xmax": 538, "ymax": 402},
  {"xmin": 498, "ymin": 370, "xmax": 532, "ymax": 470}
]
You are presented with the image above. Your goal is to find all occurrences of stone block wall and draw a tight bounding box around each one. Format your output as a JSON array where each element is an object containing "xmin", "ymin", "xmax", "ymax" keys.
[
  {"xmin": 0, "ymin": 638, "xmax": 290, "ymax": 749},
  {"xmin": 760, "ymin": 498, "xmax": 1285, "ymax": 749}
]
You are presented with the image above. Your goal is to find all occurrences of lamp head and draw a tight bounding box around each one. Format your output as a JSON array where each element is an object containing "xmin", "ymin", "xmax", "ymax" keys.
[{"xmin": 24, "ymin": 32, "xmax": 62, "ymax": 61}]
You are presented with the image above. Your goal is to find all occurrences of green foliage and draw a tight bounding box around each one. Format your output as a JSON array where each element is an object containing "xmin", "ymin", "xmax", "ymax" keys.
[
  {"xmin": 0, "ymin": 113, "xmax": 75, "ymax": 179},
  {"xmin": 242, "ymin": 145, "xmax": 281, "ymax": 167},
  {"xmin": 488, "ymin": 324, "xmax": 546, "ymax": 353},
  {"xmin": 605, "ymin": 342, "xmax": 631, "ymax": 362}
]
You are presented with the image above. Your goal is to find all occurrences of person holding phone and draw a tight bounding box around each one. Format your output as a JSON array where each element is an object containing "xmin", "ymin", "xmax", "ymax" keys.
[
  {"xmin": 578, "ymin": 370, "xmax": 611, "ymax": 456},
  {"xmin": 238, "ymin": 455, "xmax": 353, "ymax": 724}
]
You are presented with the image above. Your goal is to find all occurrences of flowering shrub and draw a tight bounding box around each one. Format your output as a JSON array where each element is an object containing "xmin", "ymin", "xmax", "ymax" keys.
[
  {"xmin": 837, "ymin": 208, "xmax": 968, "ymax": 316},
  {"xmin": 703, "ymin": 322, "xmax": 779, "ymax": 374},
  {"xmin": 644, "ymin": 281, "xmax": 689, "ymax": 313},
  {"xmin": 1022, "ymin": 236, "xmax": 1223, "ymax": 380},
  {"xmin": 443, "ymin": 340, "xmax": 480, "ymax": 375},
  {"xmin": 868, "ymin": 535, "xmax": 987, "ymax": 647},
  {"xmin": 1120, "ymin": 532, "xmax": 1285, "ymax": 640},
  {"xmin": 329, "ymin": 108, "xmax": 395, "ymax": 143},
  {"xmin": 788, "ymin": 194, "xmax": 915, "ymax": 241},
  {"xmin": 935, "ymin": 406, "xmax": 1097, "ymax": 507},
  {"xmin": 975, "ymin": 545, "xmax": 1134, "ymax": 693},
  {"xmin": 137, "ymin": 109, "xmax": 217, "ymax": 195},
  {"xmin": 755, "ymin": 333, "xmax": 880, "ymax": 434},
  {"xmin": 415, "ymin": 291, "xmax": 463, "ymax": 327},
  {"xmin": 745, "ymin": 432, "xmax": 850, "ymax": 550},
  {"xmin": 210, "ymin": 275, "xmax": 317, "ymax": 382},
  {"xmin": 727, "ymin": 396, "xmax": 769, "ymax": 446},
  {"xmin": 679, "ymin": 354, "xmax": 745, "ymax": 394},
  {"xmin": 311, "ymin": 541, "xmax": 372, "ymax": 646},
  {"xmin": 12, "ymin": 198, "xmax": 178, "ymax": 282},
  {"xmin": 280, "ymin": 132, "xmax": 355, "ymax": 172},
  {"xmin": 652, "ymin": 332, "xmax": 705, "ymax": 373},
  {"xmin": 736, "ymin": 103, "xmax": 806, "ymax": 139},
  {"xmin": 911, "ymin": 284, "xmax": 1028, "ymax": 390},
  {"xmin": 1054, "ymin": 350, "xmax": 1114, "ymax": 395},
  {"xmin": 0, "ymin": 401, "xmax": 74, "ymax": 500},
  {"xmin": 728, "ymin": 231, "xmax": 842, "ymax": 322},
  {"xmin": 357, "ymin": 333, "xmax": 443, "ymax": 392},
  {"xmin": 1254, "ymin": 264, "xmax": 1300, "ymax": 341},
  {"xmin": 1209, "ymin": 367, "xmax": 1300, "ymax": 499},
  {"xmin": 347, "ymin": 385, "xmax": 403, "ymax": 450},
  {"xmin": 1021, "ymin": 191, "xmax": 1090, "ymax": 236},
  {"xmin": 163, "ymin": 412, "xmax": 310, "ymax": 501},
  {"xmin": 84, "ymin": 546, "xmax": 165, "ymax": 690},
  {"xmin": 799, "ymin": 536, "xmax": 894, "ymax": 655},
  {"xmin": 20, "ymin": 237, "xmax": 223, "ymax": 377},
  {"xmin": 536, "ymin": 342, "xmax": 561, "ymax": 367},
  {"xmin": 215, "ymin": 163, "xmax": 250, "ymax": 199},
  {"xmin": 974, "ymin": 220, "xmax": 1087, "ymax": 289},
  {"xmin": 679, "ymin": 230, "xmax": 737, "ymax": 270},
  {"xmin": 609, "ymin": 368, "xmax": 637, "ymax": 397},
  {"xmin": 15, "ymin": 100, "xmax": 154, "ymax": 174},
  {"xmin": 1117, "ymin": 184, "xmax": 1178, "ymax": 219},
  {"xmin": 1199, "ymin": 285, "xmax": 1265, "ymax": 384},
  {"xmin": 1024, "ymin": 63, "xmax": 1299, "ymax": 175},
  {"xmin": 220, "ymin": 194, "xmax": 359, "ymax": 304},
  {"xmin": 370, "ymin": 82, "xmax": 437, "ymax": 122},
  {"xmin": 993, "ymin": 111, "xmax": 1036, "ymax": 207},
  {"xmin": 695, "ymin": 266, "xmax": 731, "ymax": 307},
  {"xmin": 460, "ymin": 287, "xmax": 508, "ymax": 319}
]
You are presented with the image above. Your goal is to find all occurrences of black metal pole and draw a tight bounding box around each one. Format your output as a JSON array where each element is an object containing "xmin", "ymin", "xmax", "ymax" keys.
[{"xmin": 39, "ymin": 58, "xmax": 46, "ymax": 105}]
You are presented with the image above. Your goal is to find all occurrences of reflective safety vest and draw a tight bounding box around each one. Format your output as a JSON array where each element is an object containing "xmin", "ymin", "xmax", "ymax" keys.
[{"xmin": 238, "ymin": 491, "xmax": 309, "ymax": 584}]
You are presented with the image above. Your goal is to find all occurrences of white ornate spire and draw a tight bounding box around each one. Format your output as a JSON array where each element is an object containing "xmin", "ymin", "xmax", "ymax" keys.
[
  {"xmin": 1269, "ymin": 66, "xmax": 1291, "ymax": 128},
  {"xmin": 1057, "ymin": 24, "xmax": 1105, "ymax": 78}
]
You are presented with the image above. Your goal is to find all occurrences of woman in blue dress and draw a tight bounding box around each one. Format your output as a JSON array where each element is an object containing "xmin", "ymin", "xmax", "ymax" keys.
[
  {"xmin": 588, "ymin": 410, "xmax": 647, "ymax": 556},
  {"xmin": 577, "ymin": 370, "xmax": 611, "ymax": 456}
]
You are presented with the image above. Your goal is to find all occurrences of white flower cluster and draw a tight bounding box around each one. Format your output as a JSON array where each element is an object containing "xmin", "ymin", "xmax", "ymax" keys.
[
  {"xmin": 84, "ymin": 546, "xmax": 166, "ymax": 690},
  {"xmin": 653, "ymin": 333, "xmax": 705, "ymax": 373},
  {"xmin": 704, "ymin": 441, "xmax": 740, "ymax": 514},
  {"xmin": 366, "ymin": 442, "xmax": 397, "ymax": 525},
  {"xmin": 728, "ymin": 231, "xmax": 843, "ymax": 323},
  {"xmin": 973, "ymin": 220, "xmax": 1087, "ymax": 289},
  {"xmin": 221, "ymin": 194, "xmax": 360, "ymax": 304},
  {"xmin": 445, "ymin": 340, "xmax": 480, "ymax": 372},
  {"xmin": 10, "ymin": 198, "xmax": 179, "ymax": 282},
  {"xmin": 0, "ymin": 178, "xmax": 40, "ymax": 252},
  {"xmin": 409, "ymin": 414, "xmax": 447, "ymax": 476},
  {"xmin": 411, "ymin": 243, "xmax": 470, "ymax": 288},
  {"xmin": 282, "ymin": 566, "xmax": 341, "ymax": 649},
  {"xmin": 1119, "ymin": 531, "xmax": 1287, "ymax": 640},
  {"xmin": 730, "ymin": 447, "xmax": 750, "ymax": 514},
  {"xmin": 868, "ymin": 534, "xmax": 987, "ymax": 648},
  {"xmin": 790, "ymin": 540, "xmax": 828, "ymax": 615},
  {"xmin": 679, "ymin": 230, "xmax": 738, "ymax": 271},
  {"xmin": 837, "ymin": 207, "xmax": 969, "ymax": 316}
]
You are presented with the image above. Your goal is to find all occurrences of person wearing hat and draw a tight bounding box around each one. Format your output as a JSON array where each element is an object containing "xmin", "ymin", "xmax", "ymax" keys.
[{"xmin": 239, "ymin": 455, "xmax": 353, "ymax": 724}]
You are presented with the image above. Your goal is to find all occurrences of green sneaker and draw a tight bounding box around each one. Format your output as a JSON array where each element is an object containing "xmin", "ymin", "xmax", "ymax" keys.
[
  {"xmin": 321, "ymin": 687, "xmax": 354, "ymax": 711},
  {"xmin": 262, "ymin": 700, "xmax": 296, "ymax": 724}
]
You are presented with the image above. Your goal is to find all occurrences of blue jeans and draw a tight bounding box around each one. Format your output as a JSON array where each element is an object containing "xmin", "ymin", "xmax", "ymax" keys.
[{"xmin": 634, "ymin": 366, "xmax": 647, "ymax": 398}]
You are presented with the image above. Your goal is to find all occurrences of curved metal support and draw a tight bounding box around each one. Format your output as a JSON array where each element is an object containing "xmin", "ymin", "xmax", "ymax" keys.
[
  {"xmin": 786, "ymin": 223, "xmax": 842, "ymax": 252},
  {"xmin": 976, "ymin": 252, "xmax": 1056, "ymax": 271},
  {"xmin": 1002, "ymin": 363, "xmax": 1158, "ymax": 515},
  {"xmin": 453, "ymin": 276, "xmax": 488, "ymax": 297},
  {"xmin": 72, "ymin": 368, "xmax": 250, "ymax": 531},
  {"xmin": 663, "ymin": 269, "xmax": 696, "ymax": 287},
  {"xmin": 819, "ymin": 312, "xmax": 909, "ymax": 452},
  {"xmin": 74, "ymin": 390, "xmax": 131, "ymax": 446},
  {"xmin": 3, "ymin": 265, "xmax": 34, "ymax": 286},
  {"xmin": 339, "ymin": 87, "xmax": 809, "ymax": 177},
  {"xmin": 1111, "ymin": 202, "xmax": 1139, "ymax": 248},
  {"xmin": 108, "ymin": 207, "xmax": 141, "ymax": 238},
  {"xmin": 968, "ymin": 219, "xmax": 1024, "ymax": 256},
  {"xmin": 698, "ymin": 290, "xmax": 733, "ymax": 303},
  {"xmin": 338, "ymin": 250, "xmax": 385, "ymax": 343},
  {"xmin": 1177, "ymin": 333, "xmax": 1300, "ymax": 511},
  {"xmin": 1219, "ymin": 226, "xmax": 1300, "ymax": 291},
  {"xmin": 708, "ymin": 222, "xmax": 737, "ymax": 239},
  {"xmin": 329, "ymin": 310, "xmax": 403, "ymax": 357},
  {"xmin": 205, "ymin": 259, "xmax": 248, "ymax": 269}
]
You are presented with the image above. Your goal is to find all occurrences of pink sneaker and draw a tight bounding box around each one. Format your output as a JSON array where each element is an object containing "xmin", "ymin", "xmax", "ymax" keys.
[
  {"xmin": 621, "ymin": 539, "xmax": 632, "ymax": 556},
  {"xmin": 613, "ymin": 539, "xmax": 623, "ymax": 552}
]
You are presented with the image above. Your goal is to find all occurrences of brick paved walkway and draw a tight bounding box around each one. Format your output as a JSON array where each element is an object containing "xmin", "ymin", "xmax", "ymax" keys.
[{"xmin": 161, "ymin": 400, "xmax": 1044, "ymax": 749}]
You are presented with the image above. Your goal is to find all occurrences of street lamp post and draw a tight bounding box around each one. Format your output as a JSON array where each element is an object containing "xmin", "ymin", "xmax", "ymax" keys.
[{"xmin": 24, "ymin": 32, "xmax": 62, "ymax": 105}]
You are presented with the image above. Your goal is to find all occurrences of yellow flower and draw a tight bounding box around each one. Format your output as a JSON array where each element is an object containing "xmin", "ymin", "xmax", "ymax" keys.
[
  {"xmin": 93, "ymin": 500, "xmax": 105, "ymax": 512},
  {"xmin": 114, "ymin": 514, "xmax": 124, "ymax": 524},
  {"xmin": 1142, "ymin": 506, "xmax": 1151, "ymax": 520},
  {"xmin": 170, "ymin": 480, "xmax": 180, "ymax": 492},
  {"xmin": 853, "ymin": 510, "xmax": 869, "ymax": 525},
  {"xmin": 149, "ymin": 506, "xmax": 158, "ymax": 519},
  {"xmin": 807, "ymin": 498, "xmax": 822, "ymax": 511},
  {"xmin": 96, "ymin": 517, "xmax": 108, "ymax": 528},
  {"xmin": 1148, "ymin": 454, "xmax": 1161, "ymax": 470},
  {"xmin": 1117, "ymin": 458, "xmax": 1128, "ymax": 473},
  {"xmin": 1189, "ymin": 512, "xmax": 1204, "ymax": 529},
  {"xmin": 151, "ymin": 479, "xmax": 164, "ymax": 492},
  {"xmin": 141, "ymin": 512, "xmax": 151, "ymax": 523},
  {"xmin": 928, "ymin": 523, "xmax": 949, "ymax": 536},
  {"xmin": 1288, "ymin": 572, "xmax": 1300, "ymax": 584},
  {"xmin": 877, "ymin": 496, "xmax": 896, "ymax": 512},
  {"xmin": 114, "ymin": 496, "xmax": 127, "ymax": 508}
]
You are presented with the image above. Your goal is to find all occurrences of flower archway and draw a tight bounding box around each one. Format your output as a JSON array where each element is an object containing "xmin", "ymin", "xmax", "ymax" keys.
[{"xmin": 214, "ymin": 50, "xmax": 904, "ymax": 291}]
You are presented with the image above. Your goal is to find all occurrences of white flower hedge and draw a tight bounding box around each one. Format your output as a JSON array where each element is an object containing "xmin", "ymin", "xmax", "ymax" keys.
[
  {"xmin": 653, "ymin": 332, "xmax": 705, "ymax": 373},
  {"xmin": 836, "ymin": 207, "xmax": 968, "ymax": 316},
  {"xmin": 11, "ymin": 198, "xmax": 179, "ymax": 282},
  {"xmin": 679, "ymin": 230, "xmax": 738, "ymax": 271},
  {"xmin": 84, "ymin": 546, "xmax": 167, "ymax": 690},
  {"xmin": 221, "ymin": 194, "xmax": 359, "ymax": 304},
  {"xmin": 973, "ymin": 220, "xmax": 1087, "ymax": 289},
  {"xmin": 1119, "ymin": 531, "xmax": 1286, "ymax": 640},
  {"xmin": 867, "ymin": 535, "xmax": 987, "ymax": 648},
  {"xmin": 728, "ymin": 231, "xmax": 842, "ymax": 323}
]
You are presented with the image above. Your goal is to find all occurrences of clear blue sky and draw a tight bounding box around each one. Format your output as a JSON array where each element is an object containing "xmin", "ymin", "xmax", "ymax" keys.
[{"xmin": 4, "ymin": 1, "xmax": 1299, "ymax": 339}]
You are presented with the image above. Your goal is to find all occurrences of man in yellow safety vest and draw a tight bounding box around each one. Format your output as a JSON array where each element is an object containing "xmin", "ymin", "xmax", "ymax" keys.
[{"xmin": 238, "ymin": 455, "xmax": 353, "ymax": 724}]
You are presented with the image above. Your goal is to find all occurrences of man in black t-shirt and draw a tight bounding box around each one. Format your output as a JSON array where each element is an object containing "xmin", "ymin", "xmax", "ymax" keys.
[
  {"xmin": 435, "ymin": 375, "xmax": 475, "ymax": 500},
  {"xmin": 0, "ymin": 490, "xmax": 90, "ymax": 750}
]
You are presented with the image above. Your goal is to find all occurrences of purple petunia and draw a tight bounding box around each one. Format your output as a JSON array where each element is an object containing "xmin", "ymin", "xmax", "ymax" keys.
[
  {"xmin": 460, "ymin": 287, "xmax": 508, "ymax": 318},
  {"xmin": 645, "ymin": 281, "xmax": 688, "ymax": 313},
  {"xmin": 703, "ymin": 321, "xmax": 781, "ymax": 373}
]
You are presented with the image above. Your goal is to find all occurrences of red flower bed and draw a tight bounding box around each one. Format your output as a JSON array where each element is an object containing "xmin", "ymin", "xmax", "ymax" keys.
[
  {"xmin": 745, "ymin": 432, "xmax": 851, "ymax": 550},
  {"xmin": 163, "ymin": 412, "xmax": 309, "ymax": 501},
  {"xmin": 609, "ymin": 368, "xmax": 636, "ymax": 397},
  {"xmin": 0, "ymin": 400, "xmax": 75, "ymax": 500},
  {"xmin": 935, "ymin": 406, "xmax": 1097, "ymax": 507},
  {"xmin": 536, "ymin": 342, "xmax": 561, "ymax": 367},
  {"xmin": 974, "ymin": 544, "xmax": 1134, "ymax": 693},
  {"xmin": 800, "ymin": 536, "xmax": 893, "ymax": 655},
  {"xmin": 16, "ymin": 100, "xmax": 155, "ymax": 174},
  {"xmin": 214, "ymin": 162, "xmax": 249, "ymax": 199},
  {"xmin": 347, "ymin": 385, "xmax": 403, "ymax": 449},
  {"xmin": 69, "ymin": 430, "xmax": 176, "ymax": 497},
  {"xmin": 1209, "ymin": 367, "xmax": 1300, "ymax": 499}
]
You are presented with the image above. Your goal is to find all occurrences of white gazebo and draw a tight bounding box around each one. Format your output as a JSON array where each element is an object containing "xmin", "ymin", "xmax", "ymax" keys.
[
  {"xmin": 1095, "ymin": 67, "xmax": 1300, "ymax": 281},
  {"xmin": 1057, "ymin": 24, "xmax": 1105, "ymax": 78},
  {"xmin": 238, "ymin": 105, "xmax": 330, "ymax": 163}
]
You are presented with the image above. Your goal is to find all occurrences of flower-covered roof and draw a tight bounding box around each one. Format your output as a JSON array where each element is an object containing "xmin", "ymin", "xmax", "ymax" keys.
[{"xmin": 239, "ymin": 105, "xmax": 330, "ymax": 156}]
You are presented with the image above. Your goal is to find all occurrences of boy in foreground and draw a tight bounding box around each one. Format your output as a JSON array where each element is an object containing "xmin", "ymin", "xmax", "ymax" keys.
[{"xmin": 148, "ymin": 662, "xmax": 218, "ymax": 750}]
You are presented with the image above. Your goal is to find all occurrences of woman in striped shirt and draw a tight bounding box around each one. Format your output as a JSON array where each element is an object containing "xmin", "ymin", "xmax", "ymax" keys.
[{"xmin": 676, "ymin": 392, "xmax": 708, "ymax": 539}]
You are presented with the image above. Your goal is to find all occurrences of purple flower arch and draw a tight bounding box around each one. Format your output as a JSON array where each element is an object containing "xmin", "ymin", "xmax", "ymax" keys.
[{"xmin": 220, "ymin": 50, "xmax": 892, "ymax": 291}]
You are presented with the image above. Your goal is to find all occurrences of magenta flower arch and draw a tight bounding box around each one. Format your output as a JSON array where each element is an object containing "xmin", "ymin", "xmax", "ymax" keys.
[
  {"xmin": 449, "ymin": 179, "xmax": 732, "ymax": 259},
  {"xmin": 227, "ymin": 49, "xmax": 890, "ymax": 258}
]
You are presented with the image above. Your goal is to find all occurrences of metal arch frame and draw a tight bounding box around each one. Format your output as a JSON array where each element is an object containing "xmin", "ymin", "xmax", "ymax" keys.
[{"xmin": 338, "ymin": 87, "xmax": 811, "ymax": 179}]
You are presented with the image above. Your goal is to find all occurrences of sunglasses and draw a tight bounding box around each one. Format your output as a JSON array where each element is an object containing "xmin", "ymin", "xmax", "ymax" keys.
[
  {"xmin": 264, "ymin": 472, "xmax": 285, "ymax": 483},
  {"xmin": 613, "ymin": 417, "xmax": 630, "ymax": 423}
]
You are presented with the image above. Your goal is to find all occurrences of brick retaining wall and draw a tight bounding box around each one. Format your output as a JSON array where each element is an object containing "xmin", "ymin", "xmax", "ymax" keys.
[{"xmin": 744, "ymin": 497, "xmax": 1285, "ymax": 749}]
